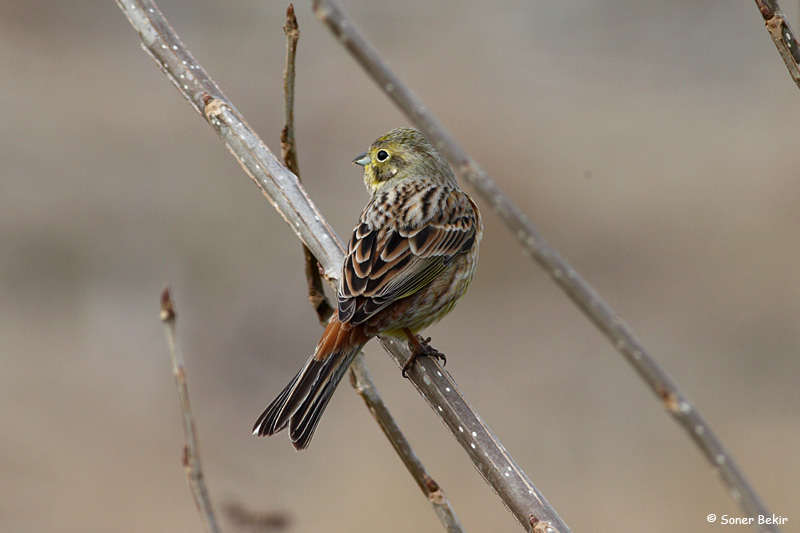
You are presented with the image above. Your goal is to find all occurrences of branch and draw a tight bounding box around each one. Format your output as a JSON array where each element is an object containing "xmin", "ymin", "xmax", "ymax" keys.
[
  {"xmin": 222, "ymin": 502, "xmax": 289, "ymax": 532},
  {"xmin": 115, "ymin": 1, "xmax": 566, "ymax": 531},
  {"xmin": 278, "ymin": 7, "xmax": 462, "ymax": 530},
  {"xmin": 116, "ymin": 0, "xmax": 343, "ymax": 280},
  {"xmin": 160, "ymin": 287, "xmax": 221, "ymax": 533},
  {"xmin": 348, "ymin": 354, "xmax": 464, "ymax": 532},
  {"xmin": 754, "ymin": 0, "xmax": 800, "ymax": 88},
  {"xmin": 280, "ymin": 4, "xmax": 333, "ymax": 324},
  {"xmin": 311, "ymin": 0, "xmax": 777, "ymax": 530}
]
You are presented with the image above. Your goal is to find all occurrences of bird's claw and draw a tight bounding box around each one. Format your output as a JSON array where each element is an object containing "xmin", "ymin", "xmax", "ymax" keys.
[{"xmin": 402, "ymin": 335, "xmax": 446, "ymax": 377}]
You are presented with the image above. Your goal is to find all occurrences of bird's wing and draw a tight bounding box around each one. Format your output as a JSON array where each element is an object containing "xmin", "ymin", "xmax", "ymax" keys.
[{"xmin": 338, "ymin": 188, "xmax": 479, "ymax": 325}]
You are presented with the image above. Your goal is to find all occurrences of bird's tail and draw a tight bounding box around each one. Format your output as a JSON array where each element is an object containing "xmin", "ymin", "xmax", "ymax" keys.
[{"xmin": 253, "ymin": 316, "xmax": 369, "ymax": 450}]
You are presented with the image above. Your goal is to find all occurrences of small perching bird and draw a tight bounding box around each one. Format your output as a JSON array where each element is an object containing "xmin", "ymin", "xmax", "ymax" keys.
[{"xmin": 253, "ymin": 128, "xmax": 482, "ymax": 450}]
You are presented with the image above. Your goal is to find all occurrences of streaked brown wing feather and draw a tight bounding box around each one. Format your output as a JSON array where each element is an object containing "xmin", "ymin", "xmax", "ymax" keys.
[{"xmin": 338, "ymin": 188, "xmax": 478, "ymax": 325}]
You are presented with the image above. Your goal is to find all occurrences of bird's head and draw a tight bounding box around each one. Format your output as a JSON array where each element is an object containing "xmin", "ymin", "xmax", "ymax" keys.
[{"xmin": 353, "ymin": 128, "xmax": 455, "ymax": 194}]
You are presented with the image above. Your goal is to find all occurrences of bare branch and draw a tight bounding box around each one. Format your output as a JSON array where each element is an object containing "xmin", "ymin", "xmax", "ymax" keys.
[
  {"xmin": 280, "ymin": 4, "xmax": 300, "ymax": 176},
  {"xmin": 222, "ymin": 502, "xmax": 289, "ymax": 532},
  {"xmin": 311, "ymin": 0, "xmax": 777, "ymax": 529},
  {"xmin": 116, "ymin": 0, "xmax": 343, "ymax": 280},
  {"xmin": 160, "ymin": 287, "xmax": 221, "ymax": 533},
  {"xmin": 379, "ymin": 340, "xmax": 568, "ymax": 533},
  {"xmin": 349, "ymin": 354, "xmax": 464, "ymax": 532},
  {"xmin": 279, "ymin": 3, "xmax": 334, "ymax": 325},
  {"xmin": 754, "ymin": 0, "xmax": 800, "ymax": 88},
  {"xmin": 115, "ymin": 1, "xmax": 566, "ymax": 531}
]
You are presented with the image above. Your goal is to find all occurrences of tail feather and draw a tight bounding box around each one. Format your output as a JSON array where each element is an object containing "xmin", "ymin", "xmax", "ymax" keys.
[
  {"xmin": 253, "ymin": 317, "xmax": 368, "ymax": 450},
  {"xmin": 288, "ymin": 346, "xmax": 361, "ymax": 449}
]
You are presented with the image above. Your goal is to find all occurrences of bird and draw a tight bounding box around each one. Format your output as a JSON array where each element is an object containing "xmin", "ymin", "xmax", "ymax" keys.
[{"xmin": 253, "ymin": 127, "xmax": 482, "ymax": 450}]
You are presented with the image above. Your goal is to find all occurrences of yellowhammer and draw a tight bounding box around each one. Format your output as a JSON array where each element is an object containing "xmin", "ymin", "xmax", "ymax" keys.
[{"xmin": 253, "ymin": 127, "xmax": 482, "ymax": 449}]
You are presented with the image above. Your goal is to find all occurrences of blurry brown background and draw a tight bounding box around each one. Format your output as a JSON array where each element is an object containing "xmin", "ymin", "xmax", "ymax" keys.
[{"xmin": 2, "ymin": 1, "xmax": 799, "ymax": 532}]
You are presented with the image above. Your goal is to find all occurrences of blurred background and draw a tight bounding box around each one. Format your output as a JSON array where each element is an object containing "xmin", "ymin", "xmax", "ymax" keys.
[{"xmin": 2, "ymin": 1, "xmax": 799, "ymax": 531}]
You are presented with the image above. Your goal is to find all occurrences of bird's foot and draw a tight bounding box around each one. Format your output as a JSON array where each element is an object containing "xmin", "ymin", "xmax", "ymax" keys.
[{"xmin": 402, "ymin": 330, "xmax": 446, "ymax": 377}]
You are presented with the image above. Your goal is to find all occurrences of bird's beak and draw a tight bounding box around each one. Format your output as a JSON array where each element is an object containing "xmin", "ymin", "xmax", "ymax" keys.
[{"xmin": 352, "ymin": 152, "xmax": 371, "ymax": 166}]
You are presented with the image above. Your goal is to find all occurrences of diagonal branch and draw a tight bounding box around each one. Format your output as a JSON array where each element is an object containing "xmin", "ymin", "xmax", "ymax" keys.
[
  {"xmin": 115, "ymin": 1, "xmax": 568, "ymax": 531},
  {"xmin": 754, "ymin": 0, "xmax": 800, "ymax": 89},
  {"xmin": 348, "ymin": 354, "xmax": 465, "ymax": 532},
  {"xmin": 160, "ymin": 287, "xmax": 221, "ymax": 533},
  {"xmin": 311, "ymin": 0, "xmax": 778, "ymax": 530}
]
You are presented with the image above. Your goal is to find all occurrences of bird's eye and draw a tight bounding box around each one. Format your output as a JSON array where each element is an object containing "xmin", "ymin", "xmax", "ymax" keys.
[{"xmin": 376, "ymin": 149, "xmax": 389, "ymax": 162}]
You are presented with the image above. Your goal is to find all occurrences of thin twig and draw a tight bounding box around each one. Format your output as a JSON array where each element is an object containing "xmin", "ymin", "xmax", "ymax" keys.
[
  {"xmin": 116, "ymin": 1, "xmax": 568, "ymax": 531},
  {"xmin": 311, "ymin": 0, "xmax": 777, "ymax": 530},
  {"xmin": 222, "ymin": 502, "xmax": 289, "ymax": 532},
  {"xmin": 160, "ymin": 287, "xmax": 221, "ymax": 533},
  {"xmin": 280, "ymin": 4, "xmax": 300, "ymax": 177},
  {"xmin": 278, "ymin": 8, "xmax": 462, "ymax": 530},
  {"xmin": 754, "ymin": 0, "xmax": 800, "ymax": 89},
  {"xmin": 280, "ymin": 4, "xmax": 333, "ymax": 324},
  {"xmin": 349, "ymin": 354, "xmax": 465, "ymax": 532}
]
